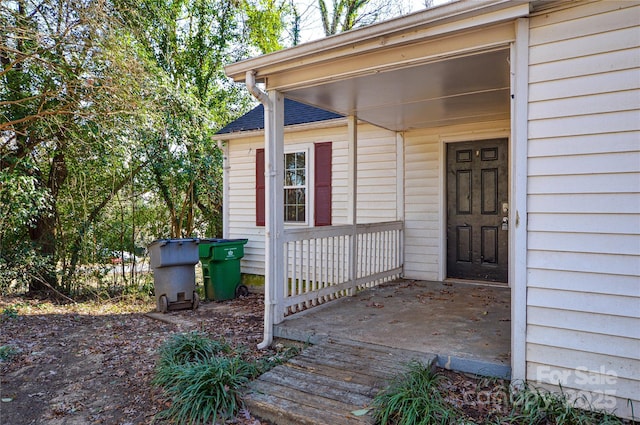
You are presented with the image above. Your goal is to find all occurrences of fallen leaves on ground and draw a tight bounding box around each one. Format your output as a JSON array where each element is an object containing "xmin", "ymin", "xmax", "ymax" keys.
[{"xmin": 0, "ymin": 294, "xmax": 272, "ymax": 425}]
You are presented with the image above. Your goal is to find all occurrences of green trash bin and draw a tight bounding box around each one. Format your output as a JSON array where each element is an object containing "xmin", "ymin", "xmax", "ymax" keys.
[{"xmin": 198, "ymin": 238, "xmax": 248, "ymax": 301}]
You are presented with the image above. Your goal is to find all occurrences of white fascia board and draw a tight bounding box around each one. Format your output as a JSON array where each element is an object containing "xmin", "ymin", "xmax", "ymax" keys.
[
  {"xmin": 216, "ymin": 117, "xmax": 349, "ymax": 141},
  {"xmin": 225, "ymin": 0, "xmax": 530, "ymax": 82}
]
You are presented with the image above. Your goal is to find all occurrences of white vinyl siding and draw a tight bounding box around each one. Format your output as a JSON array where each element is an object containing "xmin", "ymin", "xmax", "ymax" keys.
[
  {"xmin": 403, "ymin": 130, "xmax": 440, "ymax": 281},
  {"xmin": 526, "ymin": 1, "xmax": 640, "ymax": 418},
  {"xmin": 224, "ymin": 122, "xmax": 397, "ymax": 276}
]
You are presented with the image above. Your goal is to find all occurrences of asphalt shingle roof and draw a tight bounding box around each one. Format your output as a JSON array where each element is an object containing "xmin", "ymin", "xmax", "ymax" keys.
[{"xmin": 216, "ymin": 99, "xmax": 343, "ymax": 135}]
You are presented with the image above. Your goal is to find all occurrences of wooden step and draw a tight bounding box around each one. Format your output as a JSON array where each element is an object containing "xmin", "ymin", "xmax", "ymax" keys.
[{"xmin": 245, "ymin": 339, "xmax": 436, "ymax": 425}]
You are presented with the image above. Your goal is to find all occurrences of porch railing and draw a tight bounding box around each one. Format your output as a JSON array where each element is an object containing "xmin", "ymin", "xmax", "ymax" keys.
[{"xmin": 280, "ymin": 220, "xmax": 403, "ymax": 316}]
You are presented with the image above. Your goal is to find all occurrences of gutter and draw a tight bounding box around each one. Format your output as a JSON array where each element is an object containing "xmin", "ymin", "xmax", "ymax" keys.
[
  {"xmin": 217, "ymin": 117, "xmax": 348, "ymax": 141},
  {"xmin": 246, "ymin": 70, "xmax": 275, "ymax": 350},
  {"xmin": 225, "ymin": 0, "xmax": 530, "ymax": 82}
]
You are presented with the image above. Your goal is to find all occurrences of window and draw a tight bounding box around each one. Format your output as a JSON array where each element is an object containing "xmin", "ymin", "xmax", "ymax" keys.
[
  {"xmin": 284, "ymin": 151, "xmax": 306, "ymax": 223},
  {"xmin": 256, "ymin": 142, "xmax": 331, "ymax": 227}
]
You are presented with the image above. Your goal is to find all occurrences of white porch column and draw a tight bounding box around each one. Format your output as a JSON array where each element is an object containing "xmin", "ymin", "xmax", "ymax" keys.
[
  {"xmin": 245, "ymin": 71, "xmax": 285, "ymax": 349},
  {"xmin": 259, "ymin": 89, "xmax": 285, "ymax": 348},
  {"xmin": 510, "ymin": 18, "xmax": 529, "ymax": 384},
  {"xmin": 396, "ymin": 132, "xmax": 405, "ymax": 276},
  {"xmin": 395, "ymin": 132, "xmax": 404, "ymax": 222},
  {"xmin": 347, "ymin": 116, "xmax": 358, "ymax": 290}
]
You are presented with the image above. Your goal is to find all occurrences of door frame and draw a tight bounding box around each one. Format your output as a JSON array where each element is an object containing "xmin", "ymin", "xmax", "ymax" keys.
[{"xmin": 438, "ymin": 129, "xmax": 512, "ymax": 285}]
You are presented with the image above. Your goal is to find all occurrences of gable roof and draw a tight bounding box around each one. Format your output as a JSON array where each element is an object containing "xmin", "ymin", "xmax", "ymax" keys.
[{"xmin": 216, "ymin": 98, "xmax": 343, "ymax": 135}]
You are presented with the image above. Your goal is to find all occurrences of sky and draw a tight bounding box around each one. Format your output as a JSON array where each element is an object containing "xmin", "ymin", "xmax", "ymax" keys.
[{"xmin": 292, "ymin": 0, "xmax": 452, "ymax": 44}]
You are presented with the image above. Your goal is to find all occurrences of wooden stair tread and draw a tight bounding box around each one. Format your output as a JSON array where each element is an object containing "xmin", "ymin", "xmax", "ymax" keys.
[{"xmin": 246, "ymin": 338, "xmax": 436, "ymax": 424}]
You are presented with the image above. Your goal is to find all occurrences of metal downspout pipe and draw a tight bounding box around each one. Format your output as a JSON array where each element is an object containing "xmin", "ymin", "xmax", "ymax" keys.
[{"xmin": 246, "ymin": 70, "xmax": 274, "ymax": 350}]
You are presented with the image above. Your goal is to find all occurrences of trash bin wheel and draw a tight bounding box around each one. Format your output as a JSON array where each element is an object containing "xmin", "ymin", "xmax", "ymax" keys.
[
  {"xmin": 235, "ymin": 285, "xmax": 249, "ymax": 298},
  {"xmin": 158, "ymin": 295, "xmax": 168, "ymax": 313},
  {"xmin": 192, "ymin": 292, "xmax": 200, "ymax": 310}
]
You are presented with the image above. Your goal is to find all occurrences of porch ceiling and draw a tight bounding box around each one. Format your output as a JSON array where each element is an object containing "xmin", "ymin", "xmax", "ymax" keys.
[
  {"xmin": 224, "ymin": 0, "xmax": 528, "ymax": 133},
  {"xmin": 284, "ymin": 48, "xmax": 511, "ymax": 131}
]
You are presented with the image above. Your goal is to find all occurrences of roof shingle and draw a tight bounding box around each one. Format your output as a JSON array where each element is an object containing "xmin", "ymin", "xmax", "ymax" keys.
[{"xmin": 216, "ymin": 99, "xmax": 343, "ymax": 135}]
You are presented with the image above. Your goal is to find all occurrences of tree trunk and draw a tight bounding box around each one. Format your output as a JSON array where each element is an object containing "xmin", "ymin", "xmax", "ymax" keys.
[
  {"xmin": 28, "ymin": 145, "xmax": 68, "ymax": 293},
  {"xmin": 65, "ymin": 163, "xmax": 145, "ymax": 283}
]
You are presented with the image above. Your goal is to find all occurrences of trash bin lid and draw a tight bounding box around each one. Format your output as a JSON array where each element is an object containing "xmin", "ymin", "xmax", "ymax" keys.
[
  {"xmin": 148, "ymin": 238, "xmax": 199, "ymax": 248},
  {"xmin": 198, "ymin": 238, "xmax": 248, "ymax": 244}
]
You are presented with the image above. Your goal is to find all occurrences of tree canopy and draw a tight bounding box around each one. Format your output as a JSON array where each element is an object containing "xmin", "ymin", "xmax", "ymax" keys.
[
  {"xmin": 1, "ymin": 0, "xmax": 409, "ymax": 297},
  {"xmin": 0, "ymin": 0, "xmax": 286, "ymax": 294}
]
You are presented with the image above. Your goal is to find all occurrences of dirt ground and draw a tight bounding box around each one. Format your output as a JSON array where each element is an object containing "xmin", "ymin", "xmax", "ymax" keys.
[
  {"xmin": 0, "ymin": 293, "xmax": 272, "ymax": 425},
  {"xmin": 3, "ymin": 293, "xmax": 624, "ymax": 425}
]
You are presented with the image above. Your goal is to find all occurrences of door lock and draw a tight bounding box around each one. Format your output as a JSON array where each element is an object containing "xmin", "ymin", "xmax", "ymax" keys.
[{"xmin": 502, "ymin": 217, "xmax": 508, "ymax": 230}]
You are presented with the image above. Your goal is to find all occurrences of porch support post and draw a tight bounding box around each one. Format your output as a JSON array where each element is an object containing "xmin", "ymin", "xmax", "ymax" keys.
[
  {"xmin": 266, "ymin": 89, "xmax": 285, "ymax": 322},
  {"xmin": 256, "ymin": 86, "xmax": 285, "ymax": 349},
  {"xmin": 510, "ymin": 18, "xmax": 529, "ymax": 384},
  {"xmin": 395, "ymin": 132, "xmax": 404, "ymax": 222},
  {"xmin": 396, "ymin": 132, "xmax": 405, "ymax": 277},
  {"xmin": 347, "ymin": 115, "xmax": 358, "ymax": 293}
]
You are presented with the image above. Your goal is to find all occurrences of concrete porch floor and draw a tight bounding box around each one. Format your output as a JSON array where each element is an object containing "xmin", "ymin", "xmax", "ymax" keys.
[{"xmin": 274, "ymin": 279, "xmax": 511, "ymax": 378}]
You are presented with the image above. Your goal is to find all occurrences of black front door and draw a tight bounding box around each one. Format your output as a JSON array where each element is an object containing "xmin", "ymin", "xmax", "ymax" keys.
[{"xmin": 446, "ymin": 139, "xmax": 508, "ymax": 283}]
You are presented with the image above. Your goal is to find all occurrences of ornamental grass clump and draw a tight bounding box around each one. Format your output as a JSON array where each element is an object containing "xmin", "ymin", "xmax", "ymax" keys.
[
  {"xmin": 504, "ymin": 382, "xmax": 626, "ymax": 425},
  {"xmin": 156, "ymin": 331, "xmax": 231, "ymax": 366},
  {"xmin": 371, "ymin": 361, "xmax": 463, "ymax": 425},
  {"xmin": 153, "ymin": 332, "xmax": 259, "ymax": 424}
]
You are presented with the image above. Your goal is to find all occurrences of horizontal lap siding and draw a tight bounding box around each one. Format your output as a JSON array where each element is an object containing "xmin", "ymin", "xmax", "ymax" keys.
[
  {"xmin": 228, "ymin": 135, "xmax": 268, "ymax": 275},
  {"xmin": 226, "ymin": 123, "xmax": 396, "ymax": 276},
  {"xmin": 355, "ymin": 127, "xmax": 398, "ymax": 223},
  {"xmin": 527, "ymin": 2, "xmax": 640, "ymax": 418},
  {"xmin": 403, "ymin": 131, "xmax": 440, "ymax": 280}
]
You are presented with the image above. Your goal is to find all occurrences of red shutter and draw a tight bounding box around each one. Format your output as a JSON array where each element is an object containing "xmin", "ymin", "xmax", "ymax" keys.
[
  {"xmin": 314, "ymin": 142, "xmax": 332, "ymax": 226},
  {"xmin": 256, "ymin": 148, "xmax": 265, "ymax": 226}
]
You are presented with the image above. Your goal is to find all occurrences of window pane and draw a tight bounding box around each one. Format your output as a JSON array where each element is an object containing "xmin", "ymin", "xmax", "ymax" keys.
[
  {"xmin": 285, "ymin": 153, "xmax": 296, "ymax": 170},
  {"xmin": 284, "ymin": 151, "xmax": 306, "ymax": 223},
  {"xmin": 285, "ymin": 170, "xmax": 295, "ymax": 186},
  {"xmin": 297, "ymin": 170, "xmax": 305, "ymax": 186},
  {"xmin": 296, "ymin": 188, "xmax": 305, "ymax": 204},
  {"xmin": 284, "ymin": 189, "xmax": 294, "ymax": 204}
]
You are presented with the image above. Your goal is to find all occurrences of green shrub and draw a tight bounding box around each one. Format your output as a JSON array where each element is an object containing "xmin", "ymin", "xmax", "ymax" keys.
[
  {"xmin": 0, "ymin": 345, "xmax": 20, "ymax": 362},
  {"xmin": 153, "ymin": 332, "xmax": 259, "ymax": 424},
  {"xmin": 371, "ymin": 366, "xmax": 629, "ymax": 425},
  {"xmin": 156, "ymin": 331, "xmax": 231, "ymax": 367},
  {"xmin": 154, "ymin": 355, "xmax": 258, "ymax": 424},
  {"xmin": 371, "ymin": 361, "xmax": 462, "ymax": 425},
  {"xmin": 1, "ymin": 306, "xmax": 19, "ymax": 319}
]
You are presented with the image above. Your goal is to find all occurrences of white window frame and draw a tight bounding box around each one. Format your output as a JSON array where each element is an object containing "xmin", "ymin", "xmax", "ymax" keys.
[{"xmin": 283, "ymin": 147, "xmax": 312, "ymax": 226}]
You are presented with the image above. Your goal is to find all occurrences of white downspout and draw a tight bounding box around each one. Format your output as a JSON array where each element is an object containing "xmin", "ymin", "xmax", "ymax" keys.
[
  {"xmin": 217, "ymin": 140, "xmax": 230, "ymax": 239},
  {"xmin": 246, "ymin": 70, "xmax": 275, "ymax": 350}
]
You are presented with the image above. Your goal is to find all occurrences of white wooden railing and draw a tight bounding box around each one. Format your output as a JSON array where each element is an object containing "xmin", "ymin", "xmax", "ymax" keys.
[{"xmin": 280, "ymin": 221, "xmax": 403, "ymax": 316}]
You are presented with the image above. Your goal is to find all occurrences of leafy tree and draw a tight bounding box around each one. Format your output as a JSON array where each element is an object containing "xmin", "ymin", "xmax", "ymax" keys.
[
  {"xmin": 116, "ymin": 0, "xmax": 287, "ymax": 238},
  {"xmin": 1, "ymin": 0, "xmax": 158, "ymax": 292},
  {"xmin": 0, "ymin": 165, "xmax": 50, "ymax": 292},
  {"xmin": 1, "ymin": 0, "xmax": 289, "ymax": 295},
  {"xmin": 317, "ymin": 0, "xmax": 403, "ymax": 35}
]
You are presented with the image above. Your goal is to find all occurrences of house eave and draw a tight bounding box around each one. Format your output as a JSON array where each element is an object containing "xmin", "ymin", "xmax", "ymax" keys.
[
  {"xmin": 224, "ymin": 0, "xmax": 530, "ymax": 85},
  {"xmin": 215, "ymin": 117, "xmax": 349, "ymax": 141}
]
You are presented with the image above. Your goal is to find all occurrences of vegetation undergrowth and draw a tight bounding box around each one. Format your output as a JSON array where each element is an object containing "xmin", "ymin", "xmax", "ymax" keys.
[
  {"xmin": 371, "ymin": 361, "xmax": 463, "ymax": 425},
  {"xmin": 500, "ymin": 382, "xmax": 630, "ymax": 425},
  {"xmin": 0, "ymin": 344, "xmax": 20, "ymax": 362},
  {"xmin": 371, "ymin": 362, "xmax": 632, "ymax": 425},
  {"xmin": 153, "ymin": 331, "xmax": 299, "ymax": 424}
]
